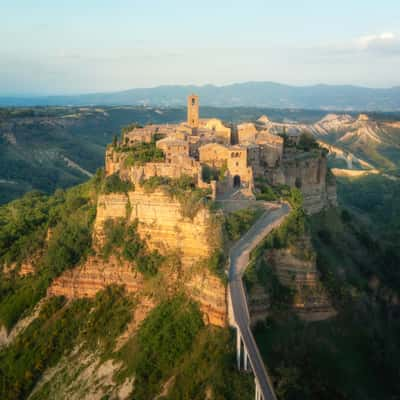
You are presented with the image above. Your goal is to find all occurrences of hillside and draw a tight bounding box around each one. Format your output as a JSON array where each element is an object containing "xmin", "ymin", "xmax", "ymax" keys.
[
  {"xmin": 0, "ymin": 174, "xmax": 257, "ymax": 400},
  {"xmin": 312, "ymin": 114, "xmax": 400, "ymax": 172},
  {"xmin": 0, "ymin": 154, "xmax": 399, "ymax": 398},
  {"xmin": 2, "ymin": 82, "xmax": 400, "ymax": 111},
  {"xmin": 251, "ymin": 205, "xmax": 400, "ymax": 400}
]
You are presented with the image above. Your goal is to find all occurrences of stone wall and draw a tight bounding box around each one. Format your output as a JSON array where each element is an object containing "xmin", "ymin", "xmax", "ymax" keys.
[{"xmin": 119, "ymin": 158, "xmax": 202, "ymax": 186}]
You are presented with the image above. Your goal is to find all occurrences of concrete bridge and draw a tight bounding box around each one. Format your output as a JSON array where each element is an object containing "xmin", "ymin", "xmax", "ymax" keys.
[{"xmin": 228, "ymin": 203, "xmax": 291, "ymax": 400}]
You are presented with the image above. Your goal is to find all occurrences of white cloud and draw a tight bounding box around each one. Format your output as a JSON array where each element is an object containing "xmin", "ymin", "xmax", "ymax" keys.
[{"xmin": 355, "ymin": 32, "xmax": 400, "ymax": 54}]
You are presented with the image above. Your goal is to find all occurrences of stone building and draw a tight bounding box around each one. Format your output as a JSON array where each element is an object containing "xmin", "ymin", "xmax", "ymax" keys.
[
  {"xmin": 199, "ymin": 143, "xmax": 254, "ymax": 190},
  {"xmin": 237, "ymin": 122, "xmax": 257, "ymax": 143},
  {"xmin": 156, "ymin": 137, "xmax": 190, "ymax": 163},
  {"xmin": 198, "ymin": 143, "xmax": 229, "ymax": 168},
  {"xmin": 187, "ymin": 94, "xmax": 199, "ymax": 128},
  {"xmin": 256, "ymin": 131, "xmax": 284, "ymax": 168},
  {"xmin": 199, "ymin": 118, "xmax": 232, "ymax": 144}
]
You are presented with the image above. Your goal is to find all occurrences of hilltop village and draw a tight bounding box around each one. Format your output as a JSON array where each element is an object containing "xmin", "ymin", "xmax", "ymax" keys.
[
  {"xmin": 105, "ymin": 95, "xmax": 337, "ymax": 213},
  {"xmin": 46, "ymin": 94, "xmax": 337, "ymax": 329}
]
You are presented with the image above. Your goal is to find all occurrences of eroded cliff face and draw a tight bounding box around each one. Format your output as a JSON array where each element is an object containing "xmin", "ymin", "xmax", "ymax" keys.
[
  {"xmin": 269, "ymin": 151, "xmax": 337, "ymax": 214},
  {"xmin": 47, "ymin": 255, "xmax": 145, "ymax": 298},
  {"xmin": 94, "ymin": 189, "xmax": 214, "ymax": 267},
  {"xmin": 247, "ymin": 236, "xmax": 335, "ymax": 324},
  {"xmin": 184, "ymin": 270, "xmax": 226, "ymax": 326},
  {"xmin": 270, "ymin": 247, "xmax": 336, "ymax": 321},
  {"xmin": 48, "ymin": 188, "xmax": 227, "ymax": 327}
]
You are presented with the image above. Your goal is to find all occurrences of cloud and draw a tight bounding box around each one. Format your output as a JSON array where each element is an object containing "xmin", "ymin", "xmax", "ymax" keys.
[{"xmin": 355, "ymin": 32, "xmax": 400, "ymax": 54}]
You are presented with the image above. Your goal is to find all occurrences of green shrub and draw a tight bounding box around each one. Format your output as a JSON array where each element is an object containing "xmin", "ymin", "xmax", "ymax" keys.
[
  {"xmin": 43, "ymin": 216, "xmax": 92, "ymax": 276},
  {"xmin": 102, "ymin": 173, "xmax": 133, "ymax": 194},
  {"xmin": 136, "ymin": 251, "xmax": 164, "ymax": 277},
  {"xmin": 0, "ymin": 274, "xmax": 48, "ymax": 331},
  {"xmin": 256, "ymin": 185, "xmax": 278, "ymax": 201},
  {"xmin": 202, "ymin": 165, "xmax": 220, "ymax": 183},
  {"xmin": 0, "ymin": 191, "xmax": 59, "ymax": 266},
  {"xmin": 121, "ymin": 141, "xmax": 164, "ymax": 166},
  {"xmin": 203, "ymin": 250, "xmax": 227, "ymax": 282},
  {"xmin": 102, "ymin": 218, "xmax": 126, "ymax": 259},
  {"xmin": 225, "ymin": 207, "xmax": 263, "ymax": 241},
  {"xmin": 297, "ymin": 133, "xmax": 320, "ymax": 151},
  {"xmin": 141, "ymin": 176, "xmax": 170, "ymax": 193}
]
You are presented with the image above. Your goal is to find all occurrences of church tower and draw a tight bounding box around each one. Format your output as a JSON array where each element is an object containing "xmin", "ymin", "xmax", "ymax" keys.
[{"xmin": 187, "ymin": 94, "xmax": 199, "ymax": 128}]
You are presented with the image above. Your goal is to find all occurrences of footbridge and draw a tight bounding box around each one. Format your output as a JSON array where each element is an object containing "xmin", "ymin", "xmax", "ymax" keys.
[{"xmin": 228, "ymin": 202, "xmax": 291, "ymax": 400}]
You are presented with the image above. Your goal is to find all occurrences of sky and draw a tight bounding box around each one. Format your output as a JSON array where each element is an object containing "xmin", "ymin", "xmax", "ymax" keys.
[{"xmin": 1, "ymin": 0, "xmax": 400, "ymax": 95}]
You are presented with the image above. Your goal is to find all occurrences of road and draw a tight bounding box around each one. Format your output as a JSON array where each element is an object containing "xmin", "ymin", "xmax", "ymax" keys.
[{"xmin": 228, "ymin": 203, "xmax": 291, "ymax": 400}]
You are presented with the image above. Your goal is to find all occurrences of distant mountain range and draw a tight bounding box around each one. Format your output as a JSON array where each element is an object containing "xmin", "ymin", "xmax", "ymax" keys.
[{"xmin": 2, "ymin": 82, "xmax": 400, "ymax": 111}]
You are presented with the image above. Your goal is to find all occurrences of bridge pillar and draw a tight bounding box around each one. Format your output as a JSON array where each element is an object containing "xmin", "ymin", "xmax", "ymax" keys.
[
  {"xmin": 244, "ymin": 346, "xmax": 249, "ymax": 371},
  {"xmin": 236, "ymin": 327, "xmax": 242, "ymax": 370},
  {"xmin": 255, "ymin": 378, "xmax": 260, "ymax": 400},
  {"xmin": 255, "ymin": 377, "xmax": 264, "ymax": 400}
]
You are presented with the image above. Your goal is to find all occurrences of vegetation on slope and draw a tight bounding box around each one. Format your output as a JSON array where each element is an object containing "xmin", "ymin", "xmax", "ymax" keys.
[
  {"xmin": 224, "ymin": 207, "xmax": 264, "ymax": 242},
  {"xmin": 337, "ymin": 173, "xmax": 400, "ymax": 246},
  {"xmin": 120, "ymin": 140, "xmax": 165, "ymax": 167},
  {"xmin": 251, "ymin": 191, "xmax": 400, "ymax": 399},
  {"xmin": 0, "ymin": 168, "xmax": 251, "ymax": 399},
  {"xmin": 0, "ymin": 174, "xmax": 101, "ymax": 331},
  {"xmin": 101, "ymin": 172, "xmax": 134, "ymax": 194},
  {"xmin": 0, "ymin": 286, "xmax": 133, "ymax": 400},
  {"xmin": 101, "ymin": 218, "xmax": 164, "ymax": 277},
  {"xmin": 115, "ymin": 295, "xmax": 253, "ymax": 400}
]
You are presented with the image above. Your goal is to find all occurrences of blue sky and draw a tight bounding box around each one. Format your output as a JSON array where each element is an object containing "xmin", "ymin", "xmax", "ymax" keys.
[{"xmin": 1, "ymin": 0, "xmax": 400, "ymax": 95}]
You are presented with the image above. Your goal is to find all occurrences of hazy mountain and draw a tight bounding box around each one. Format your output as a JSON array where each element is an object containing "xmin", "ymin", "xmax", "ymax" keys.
[{"xmin": 2, "ymin": 82, "xmax": 400, "ymax": 111}]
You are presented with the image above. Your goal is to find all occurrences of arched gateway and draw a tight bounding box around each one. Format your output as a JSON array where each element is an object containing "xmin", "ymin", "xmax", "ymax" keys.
[{"xmin": 233, "ymin": 175, "xmax": 241, "ymax": 188}]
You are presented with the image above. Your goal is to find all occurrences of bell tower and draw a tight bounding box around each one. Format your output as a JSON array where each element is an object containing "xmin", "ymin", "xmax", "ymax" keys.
[{"xmin": 187, "ymin": 94, "xmax": 199, "ymax": 128}]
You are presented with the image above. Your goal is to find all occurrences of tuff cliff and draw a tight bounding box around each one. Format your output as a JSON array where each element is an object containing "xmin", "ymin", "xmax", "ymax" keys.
[
  {"xmin": 94, "ymin": 190, "xmax": 213, "ymax": 267},
  {"xmin": 267, "ymin": 149, "xmax": 337, "ymax": 214},
  {"xmin": 247, "ymin": 235, "xmax": 335, "ymax": 325},
  {"xmin": 282, "ymin": 152, "xmax": 337, "ymax": 214},
  {"xmin": 48, "ymin": 188, "xmax": 226, "ymax": 327}
]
